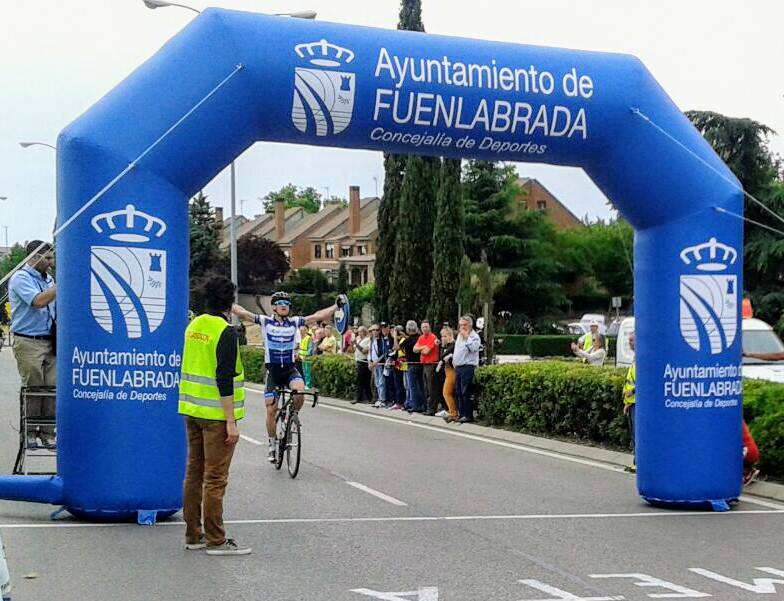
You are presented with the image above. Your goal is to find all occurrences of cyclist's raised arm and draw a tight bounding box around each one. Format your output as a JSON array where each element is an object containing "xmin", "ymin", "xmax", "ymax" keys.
[
  {"xmin": 302, "ymin": 294, "xmax": 348, "ymax": 326},
  {"xmin": 232, "ymin": 303, "xmax": 260, "ymax": 324}
]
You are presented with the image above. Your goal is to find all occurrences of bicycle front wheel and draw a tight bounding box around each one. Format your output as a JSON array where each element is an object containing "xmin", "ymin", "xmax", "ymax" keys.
[
  {"xmin": 286, "ymin": 414, "xmax": 301, "ymax": 479},
  {"xmin": 274, "ymin": 413, "xmax": 286, "ymax": 470}
]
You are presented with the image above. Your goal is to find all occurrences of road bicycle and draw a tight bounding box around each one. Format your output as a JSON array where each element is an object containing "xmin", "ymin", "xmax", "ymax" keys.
[{"xmin": 271, "ymin": 387, "xmax": 318, "ymax": 478}]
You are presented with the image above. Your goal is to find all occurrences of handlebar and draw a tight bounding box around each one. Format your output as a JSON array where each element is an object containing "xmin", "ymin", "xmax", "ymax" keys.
[{"xmin": 272, "ymin": 387, "xmax": 319, "ymax": 408}]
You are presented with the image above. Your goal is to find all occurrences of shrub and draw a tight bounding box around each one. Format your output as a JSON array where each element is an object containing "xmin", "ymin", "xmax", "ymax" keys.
[
  {"xmin": 527, "ymin": 335, "xmax": 574, "ymax": 357},
  {"xmin": 240, "ymin": 346, "xmax": 265, "ymax": 383},
  {"xmin": 495, "ymin": 335, "xmax": 528, "ymax": 355},
  {"xmin": 348, "ymin": 284, "xmax": 376, "ymax": 321},
  {"xmin": 311, "ymin": 354, "xmax": 356, "ymax": 399},
  {"xmin": 475, "ymin": 361, "xmax": 629, "ymax": 447}
]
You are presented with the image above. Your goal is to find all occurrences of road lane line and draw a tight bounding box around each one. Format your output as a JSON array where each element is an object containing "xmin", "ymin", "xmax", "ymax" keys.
[
  {"xmin": 240, "ymin": 434, "xmax": 264, "ymax": 445},
  {"xmin": 0, "ymin": 509, "xmax": 780, "ymax": 529},
  {"xmin": 345, "ymin": 482, "xmax": 407, "ymax": 506}
]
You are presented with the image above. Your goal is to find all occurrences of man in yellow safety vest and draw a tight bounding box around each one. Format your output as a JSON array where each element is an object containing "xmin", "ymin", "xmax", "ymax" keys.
[
  {"xmin": 623, "ymin": 331, "xmax": 636, "ymax": 473},
  {"xmin": 179, "ymin": 275, "xmax": 251, "ymax": 556},
  {"xmin": 298, "ymin": 324, "xmax": 313, "ymax": 388}
]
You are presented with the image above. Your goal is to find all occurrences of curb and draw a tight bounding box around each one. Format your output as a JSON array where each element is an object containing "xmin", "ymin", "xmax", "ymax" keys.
[{"xmin": 245, "ymin": 384, "xmax": 784, "ymax": 504}]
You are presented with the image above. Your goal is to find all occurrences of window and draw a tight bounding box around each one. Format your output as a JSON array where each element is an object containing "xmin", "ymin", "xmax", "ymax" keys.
[
  {"xmin": 325, "ymin": 243, "xmax": 335, "ymax": 259},
  {"xmin": 341, "ymin": 246, "xmax": 353, "ymax": 257},
  {"xmin": 537, "ymin": 200, "xmax": 547, "ymax": 211},
  {"xmin": 357, "ymin": 244, "xmax": 368, "ymax": 256},
  {"xmin": 314, "ymin": 244, "xmax": 322, "ymax": 259}
]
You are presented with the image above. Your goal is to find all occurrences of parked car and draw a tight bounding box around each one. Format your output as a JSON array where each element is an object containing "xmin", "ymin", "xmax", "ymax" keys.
[
  {"xmin": 615, "ymin": 316, "xmax": 784, "ymax": 383},
  {"xmin": 742, "ymin": 317, "xmax": 784, "ymax": 383}
]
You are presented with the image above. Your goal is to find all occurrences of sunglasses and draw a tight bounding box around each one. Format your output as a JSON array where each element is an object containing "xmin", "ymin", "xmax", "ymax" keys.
[{"xmin": 273, "ymin": 300, "xmax": 291, "ymax": 307}]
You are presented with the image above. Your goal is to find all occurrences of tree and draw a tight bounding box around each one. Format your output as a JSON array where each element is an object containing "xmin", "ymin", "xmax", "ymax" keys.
[
  {"xmin": 336, "ymin": 263, "xmax": 349, "ymax": 294},
  {"xmin": 189, "ymin": 192, "xmax": 222, "ymax": 279},
  {"xmin": 389, "ymin": 155, "xmax": 440, "ymax": 323},
  {"xmin": 375, "ymin": 0, "xmax": 426, "ymax": 321},
  {"xmin": 0, "ymin": 244, "xmax": 27, "ymax": 324},
  {"xmin": 375, "ymin": 154, "xmax": 405, "ymax": 321},
  {"xmin": 262, "ymin": 184, "xmax": 323, "ymax": 214},
  {"xmin": 235, "ymin": 235, "xmax": 289, "ymax": 294},
  {"xmin": 429, "ymin": 158, "xmax": 464, "ymax": 326},
  {"xmin": 280, "ymin": 268, "xmax": 333, "ymax": 294},
  {"xmin": 456, "ymin": 255, "xmax": 475, "ymax": 317},
  {"xmin": 687, "ymin": 111, "xmax": 784, "ymax": 330}
]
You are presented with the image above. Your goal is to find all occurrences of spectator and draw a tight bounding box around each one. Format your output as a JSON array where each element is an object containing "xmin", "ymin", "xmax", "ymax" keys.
[
  {"xmin": 319, "ymin": 325, "xmax": 338, "ymax": 355},
  {"xmin": 742, "ymin": 421, "xmax": 760, "ymax": 486},
  {"xmin": 353, "ymin": 326, "xmax": 372, "ymax": 405},
  {"xmin": 379, "ymin": 322, "xmax": 397, "ymax": 407},
  {"xmin": 400, "ymin": 320, "xmax": 424, "ymax": 413},
  {"xmin": 578, "ymin": 321, "xmax": 601, "ymax": 351},
  {"xmin": 343, "ymin": 325, "xmax": 356, "ymax": 355},
  {"xmin": 311, "ymin": 328, "xmax": 325, "ymax": 356},
  {"xmin": 438, "ymin": 326, "xmax": 458, "ymax": 422},
  {"xmin": 622, "ymin": 332, "xmax": 636, "ymax": 473},
  {"xmin": 454, "ymin": 315, "xmax": 481, "ymax": 423},
  {"xmin": 368, "ymin": 323, "xmax": 388, "ymax": 408},
  {"xmin": 414, "ymin": 320, "xmax": 440, "ymax": 416},
  {"xmin": 296, "ymin": 324, "xmax": 311, "ymax": 387},
  {"xmin": 9, "ymin": 240, "xmax": 57, "ymax": 448},
  {"xmin": 390, "ymin": 325, "xmax": 407, "ymax": 410},
  {"xmin": 571, "ymin": 334, "xmax": 606, "ymax": 366}
]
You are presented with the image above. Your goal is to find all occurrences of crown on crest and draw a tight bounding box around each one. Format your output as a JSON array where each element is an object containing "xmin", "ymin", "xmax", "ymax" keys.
[
  {"xmin": 679, "ymin": 237, "xmax": 737, "ymax": 272},
  {"xmin": 91, "ymin": 204, "xmax": 167, "ymax": 243},
  {"xmin": 294, "ymin": 39, "xmax": 354, "ymax": 68}
]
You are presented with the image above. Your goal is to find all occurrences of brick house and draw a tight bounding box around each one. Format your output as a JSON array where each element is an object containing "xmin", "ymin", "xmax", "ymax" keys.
[{"xmin": 516, "ymin": 177, "xmax": 584, "ymax": 229}]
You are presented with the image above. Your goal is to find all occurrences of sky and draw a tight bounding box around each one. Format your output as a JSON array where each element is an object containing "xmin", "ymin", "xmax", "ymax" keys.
[{"xmin": 0, "ymin": 0, "xmax": 782, "ymax": 245}]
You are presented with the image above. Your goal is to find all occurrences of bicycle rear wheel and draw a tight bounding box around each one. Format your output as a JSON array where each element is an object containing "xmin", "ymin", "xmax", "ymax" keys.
[{"xmin": 286, "ymin": 414, "xmax": 301, "ymax": 479}]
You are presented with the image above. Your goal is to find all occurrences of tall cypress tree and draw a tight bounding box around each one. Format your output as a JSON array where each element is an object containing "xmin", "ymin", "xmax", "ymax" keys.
[
  {"xmin": 374, "ymin": 153, "xmax": 405, "ymax": 321},
  {"xmin": 429, "ymin": 158, "xmax": 464, "ymax": 326},
  {"xmin": 389, "ymin": 155, "xmax": 440, "ymax": 323},
  {"xmin": 375, "ymin": 0, "xmax": 426, "ymax": 321}
]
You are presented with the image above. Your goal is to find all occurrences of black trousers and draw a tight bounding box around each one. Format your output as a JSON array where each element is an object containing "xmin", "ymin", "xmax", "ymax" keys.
[
  {"xmin": 455, "ymin": 365, "xmax": 476, "ymax": 420},
  {"xmin": 356, "ymin": 361, "xmax": 372, "ymax": 403}
]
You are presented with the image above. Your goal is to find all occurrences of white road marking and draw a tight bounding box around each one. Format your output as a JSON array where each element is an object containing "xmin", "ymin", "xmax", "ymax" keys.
[
  {"xmin": 318, "ymin": 403, "xmax": 629, "ymax": 473},
  {"xmin": 345, "ymin": 481, "xmax": 407, "ymax": 506},
  {"xmin": 0, "ymin": 509, "xmax": 780, "ymax": 529},
  {"xmin": 739, "ymin": 495, "xmax": 784, "ymax": 510},
  {"xmin": 317, "ymin": 403, "xmax": 784, "ymax": 511},
  {"xmin": 240, "ymin": 434, "xmax": 264, "ymax": 446}
]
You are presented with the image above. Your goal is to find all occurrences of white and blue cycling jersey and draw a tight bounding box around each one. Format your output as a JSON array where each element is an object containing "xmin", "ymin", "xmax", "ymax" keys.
[{"xmin": 255, "ymin": 314, "xmax": 306, "ymax": 365}]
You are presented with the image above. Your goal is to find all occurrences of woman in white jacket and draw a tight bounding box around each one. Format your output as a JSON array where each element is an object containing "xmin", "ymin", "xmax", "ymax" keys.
[{"xmin": 571, "ymin": 334, "xmax": 607, "ymax": 366}]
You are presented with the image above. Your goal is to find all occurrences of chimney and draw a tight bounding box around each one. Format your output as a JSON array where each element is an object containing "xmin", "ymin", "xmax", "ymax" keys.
[
  {"xmin": 214, "ymin": 207, "xmax": 224, "ymax": 225},
  {"xmin": 348, "ymin": 186, "xmax": 360, "ymax": 235},
  {"xmin": 274, "ymin": 199, "xmax": 285, "ymax": 240}
]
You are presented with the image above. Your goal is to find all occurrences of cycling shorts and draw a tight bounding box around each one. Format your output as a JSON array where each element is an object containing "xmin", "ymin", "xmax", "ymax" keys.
[{"xmin": 264, "ymin": 364, "xmax": 304, "ymax": 403}]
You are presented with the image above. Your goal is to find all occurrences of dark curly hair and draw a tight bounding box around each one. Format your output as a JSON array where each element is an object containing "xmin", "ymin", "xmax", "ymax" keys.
[{"xmin": 201, "ymin": 275, "xmax": 236, "ymax": 314}]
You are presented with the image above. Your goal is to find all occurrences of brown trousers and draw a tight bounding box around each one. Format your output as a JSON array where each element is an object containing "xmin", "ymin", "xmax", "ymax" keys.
[
  {"xmin": 13, "ymin": 336, "xmax": 56, "ymax": 435},
  {"xmin": 183, "ymin": 417, "xmax": 236, "ymax": 547},
  {"xmin": 442, "ymin": 365, "xmax": 457, "ymax": 418}
]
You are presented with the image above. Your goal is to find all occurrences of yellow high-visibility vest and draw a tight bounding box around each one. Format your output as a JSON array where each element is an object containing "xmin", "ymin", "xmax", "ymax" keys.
[
  {"xmin": 299, "ymin": 335, "xmax": 312, "ymax": 361},
  {"xmin": 623, "ymin": 363, "xmax": 636, "ymax": 406},
  {"xmin": 179, "ymin": 314, "xmax": 245, "ymax": 421},
  {"xmin": 582, "ymin": 333, "xmax": 594, "ymax": 352}
]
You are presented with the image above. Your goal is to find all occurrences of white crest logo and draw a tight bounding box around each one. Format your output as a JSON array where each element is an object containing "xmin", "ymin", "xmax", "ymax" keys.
[
  {"xmin": 679, "ymin": 237, "xmax": 738, "ymax": 355},
  {"xmin": 291, "ymin": 39, "xmax": 356, "ymax": 137},
  {"xmin": 89, "ymin": 204, "xmax": 167, "ymax": 339}
]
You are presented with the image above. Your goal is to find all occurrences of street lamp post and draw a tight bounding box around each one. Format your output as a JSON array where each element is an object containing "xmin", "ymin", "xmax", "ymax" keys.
[{"xmin": 142, "ymin": 0, "xmax": 317, "ymax": 310}]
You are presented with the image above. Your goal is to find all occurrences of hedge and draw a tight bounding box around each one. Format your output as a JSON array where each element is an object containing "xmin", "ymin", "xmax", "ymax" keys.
[
  {"xmin": 240, "ymin": 346, "xmax": 784, "ymax": 479},
  {"xmin": 475, "ymin": 361, "xmax": 630, "ymax": 446},
  {"xmin": 495, "ymin": 335, "xmax": 617, "ymax": 358}
]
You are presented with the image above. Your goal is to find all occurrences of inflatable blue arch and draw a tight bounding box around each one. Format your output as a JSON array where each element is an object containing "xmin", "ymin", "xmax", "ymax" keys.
[{"xmin": 0, "ymin": 8, "xmax": 743, "ymax": 520}]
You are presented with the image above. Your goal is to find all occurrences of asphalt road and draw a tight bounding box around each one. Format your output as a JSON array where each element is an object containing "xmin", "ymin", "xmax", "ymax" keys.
[{"xmin": 0, "ymin": 347, "xmax": 781, "ymax": 601}]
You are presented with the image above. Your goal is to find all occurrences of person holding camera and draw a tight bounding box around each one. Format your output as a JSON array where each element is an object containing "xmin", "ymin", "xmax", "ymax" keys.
[{"xmin": 9, "ymin": 240, "xmax": 57, "ymax": 448}]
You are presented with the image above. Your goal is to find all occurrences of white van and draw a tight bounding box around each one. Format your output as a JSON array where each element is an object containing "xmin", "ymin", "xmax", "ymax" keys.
[{"xmin": 614, "ymin": 316, "xmax": 784, "ymax": 382}]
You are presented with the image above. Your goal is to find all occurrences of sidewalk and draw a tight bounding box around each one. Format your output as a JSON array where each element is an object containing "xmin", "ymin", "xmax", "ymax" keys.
[{"xmin": 247, "ymin": 383, "xmax": 784, "ymax": 503}]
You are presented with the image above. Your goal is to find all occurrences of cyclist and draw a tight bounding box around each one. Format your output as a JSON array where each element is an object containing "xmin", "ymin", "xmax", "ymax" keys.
[{"xmin": 232, "ymin": 292, "xmax": 347, "ymax": 462}]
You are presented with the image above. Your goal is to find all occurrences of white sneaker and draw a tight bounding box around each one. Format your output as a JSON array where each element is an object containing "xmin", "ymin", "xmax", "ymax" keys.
[
  {"xmin": 267, "ymin": 443, "xmax": 276, "ymax": 463},
  {"xmin": 435, "ymin": 410, "xmax": 448, "ymax": 418},
  {"xmin": 373, "ymin": 400, "xmax": 384, "ymax": 408},
  {"xmin": 205, "ymin": 538, "xmax": 252, "ymax": 556}
]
